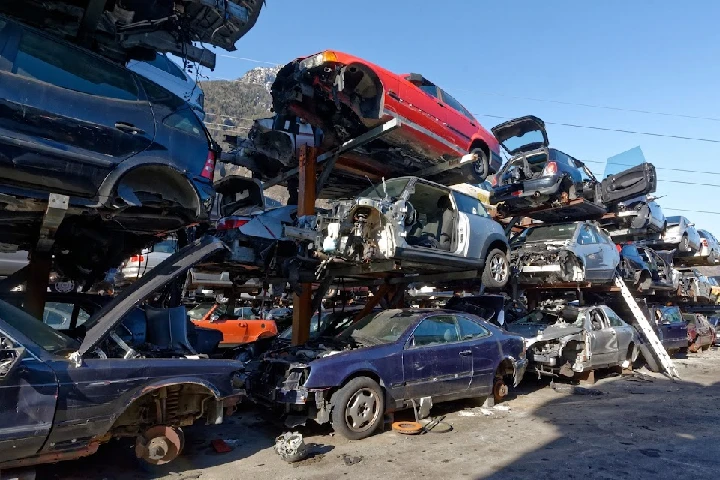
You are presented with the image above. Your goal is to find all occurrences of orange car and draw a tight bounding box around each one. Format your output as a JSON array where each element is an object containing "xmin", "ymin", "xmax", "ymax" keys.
[{"xmin": 189, "ymin": 304, "xmax": 278, "ymax": 347}]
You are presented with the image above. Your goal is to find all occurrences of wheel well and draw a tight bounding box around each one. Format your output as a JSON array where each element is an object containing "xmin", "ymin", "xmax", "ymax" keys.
[
  {"xmin": 486, "ymin": 240, "xmax": 508, "ymax": 256},
  {"xmin": 345, "ymin": 63, "xmax": 383, "ymax": 119},
  {"xmin": 469, "ymin": 140, "xmax": 489, "ymax": 158},
  {"xmin": 110, "ymin": 383, "xmax": 219, "ymax": 438},
  {"xmin": 330, "ymin": 371, "xmax": 385, "ymax": 407},
  {"xmin": 496, "ymin": 358, "xmax": 515, "ymax": 378},
  {"xmin": 626, "ymin": 342, "xmax": 635, "ymax": 360},
  {"xmin": 116, "ymin": 166, "xmax": 200, "ymax": 213}
]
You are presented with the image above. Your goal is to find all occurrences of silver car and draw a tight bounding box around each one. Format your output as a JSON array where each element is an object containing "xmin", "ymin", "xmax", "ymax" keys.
[
  {"xmin": 511, "ymin": 221, "xmax": 620, "ymax": 284},
  {"xmin": 313, "ymin": 177, "xmax": 511, "ymax": 288},
  {"xmin": 677, "ymin": 267, "xmax": 714, "ymax": 303},
  {"xmin": 695, "ymin": 229, "xmax": 720, "ymax": 264},
  {"xmin": 657, "ymin": 216, "xmax": 701, "ymax": 254},
  {"xmin": 117, "ymin": 237, "xmax": 178, "ymax": 285},
  {"xmin": 508, "ymin": 303, "xmax": 638, "ymax": 378}
]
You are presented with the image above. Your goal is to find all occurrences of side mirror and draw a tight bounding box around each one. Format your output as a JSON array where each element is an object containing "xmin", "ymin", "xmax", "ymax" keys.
[
  {"xmin": 497, "ymin": 311, "xmax": 506, "ymax": 326},
  {"xmin": 405, "ymin": 336, "xmax": 415, "ymax": 349}
]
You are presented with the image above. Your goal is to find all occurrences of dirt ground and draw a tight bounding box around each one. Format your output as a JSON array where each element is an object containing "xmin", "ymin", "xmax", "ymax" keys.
[{"xmin": 21, "ymin": 348, "xmax": 720, "ymax": 480}]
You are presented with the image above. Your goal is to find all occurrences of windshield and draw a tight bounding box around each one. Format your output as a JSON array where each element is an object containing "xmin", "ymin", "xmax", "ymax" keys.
[
  {"xmin": 153, "ymin": 239, "xmax": 178, "ymax": 254},
  {"xmin": 357, "ymin": 178, "xmax": 409, "ymax": 200},
  {"xmin": 516, "ymin": 223, "xmax": 577, "ymax": 244},
  {"xmin": 187, "ymin": 303, "xmax": 215, "ymax": 321},
  {"xmin": 278, "ymin": 309, "xmax": 358, "ymax": 340},
  {"xmin": 512, "ymin": 309, "xmax": 584, "ymax": 328},
  {"xmin": 659, "ymin": 308, "xmax": 683, "ymax": 324},
  {"xmin": 339, "ymin": 309, "xmax": 420, "ymax": 345},
  {"xmin": 502, "ymin": 130, "xmax": 545, "ymax": 153},
  {"xmin": 0, "ymin": 300, "xmax": 78, "ymax": 355},
  {"xmin": 666, "ymin": 216, "xmax": 682, "ymax": 226}
]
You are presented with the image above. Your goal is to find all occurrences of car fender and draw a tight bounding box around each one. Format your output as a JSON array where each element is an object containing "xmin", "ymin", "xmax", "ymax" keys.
[
  {"xmin": 480, "ymin": 232, "xmax": 509, "ymax": 264},
  {"xmin": 305, "ymin": 361, "xmax": 383, "ymax": 391}
]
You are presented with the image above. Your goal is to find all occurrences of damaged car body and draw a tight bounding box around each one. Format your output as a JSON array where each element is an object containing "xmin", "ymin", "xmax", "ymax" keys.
[
  {"xmin": 0, "ymin": 0, "xmax": 264, "ymax": 68},
  {"xmin": 309, "ymin": 177, "xmax": 511, "ymax": 288},
  {"xmin": 247, "ymin": 309, "xmax": 527, "ymax": 440},
  {"xmin": 511, "ymin": 222, "xmax": 620, "ymax": 284},
  {"xmin": 619, "ymin": 244, "xmax": 678, "ymax": 293},
  {"xmin": 0, "ymin": 237, "xmax": 246, "ymax": 469},
  {"xmin": 490, "ymin": 116, "xmax": 657, "ymax": 221},
  {"xmin": 270, "ymin": 50, "xmax": 502, "ymax": 198},
  {"xmin": 507, "ymin": 301, "xmax": 638, "ymax": 378}
]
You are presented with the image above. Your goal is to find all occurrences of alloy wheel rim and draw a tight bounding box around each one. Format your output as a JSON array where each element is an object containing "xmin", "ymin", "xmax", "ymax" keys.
[
  {"xmin": 345, "ymin": 388, "xmax": 380, "ymax": 432},
  {"xmin": 490, "ymin": 255, "xmax": 508, "ymax": 282}
]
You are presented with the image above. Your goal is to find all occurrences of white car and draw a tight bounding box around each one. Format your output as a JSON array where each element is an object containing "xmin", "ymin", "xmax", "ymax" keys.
[
  {"xmin": 127, "ymin": 53, "xmax": 205, "ymax": 119},
  {"xmin": 117, "ymin": 237, "xmax": 178, "ymax": 285}
]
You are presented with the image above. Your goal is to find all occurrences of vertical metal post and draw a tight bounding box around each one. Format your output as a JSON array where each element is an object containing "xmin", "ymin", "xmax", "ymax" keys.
[
  {"xmin": 292, "ymin": 145, "xmax": 317, "ymax": 345},
  {"xmin": 25, "ymin": 252, "xmax": 52, "ymax": 320}
]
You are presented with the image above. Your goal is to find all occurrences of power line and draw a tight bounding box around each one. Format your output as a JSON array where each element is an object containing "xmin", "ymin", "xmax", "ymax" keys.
[
  {"xmin": 456, "ymin": 90, "xmax": 720, "ymax": 123},
  {"xmin": 474, "ymin": 113, "xmax": 720, "ymax": 144},
  {"xmin": 217, "ymin": 54, "xmax": 280, "ymax": 66}
]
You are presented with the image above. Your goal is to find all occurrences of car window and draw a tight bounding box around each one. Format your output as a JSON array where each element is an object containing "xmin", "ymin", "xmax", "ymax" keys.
[
  {"xmin": 589, "ymin": 310, "xmax": 608, "ymax": 330},
  {"xmin": 457, "ymin": 316, "xmax": 489, "ymax": 340},
  {"xmin": 577, "ymin": 225, "xmax": 598, "ymax": 245},
  {"xmin": 0, "ymin": 300, "xmax": 78, "ymax": 354},
  {"xmin": 661, "ymin": 308, "xmax": 683, "ymax": 324},
  {"xmin": 139, "ymin": 77, "xmax": 206, "ymax": 139},
  {"xmin": 603, "ymin": 308, "xmax": 625, "ymax": 327},
  {"xmin": 147, "ymin": 53, "xmax": 187, "ymax": 81},
  {"xmin": 453, "ymin": 191, "xmax": 488, "ymax": 217},
  {"xmin": 419, "ymin": 85, "xmax": 438, "ymax": 98},
  {"xmin": 163, "ymin": 107, "xmax": 205, "ymax": 138},
  {"xmin": 412, "ymin": 315, "xmax": 459, "ymax": 347},
  {"xmin": 439, "ymin": 89, "xmax": 474, "ymax": 121},
  {"xmin": 14, "ymin": 29, "xmax": 139, "ymax": 101},
  {"xmin": 153, "ymin": 238, "xmax": 178, "ymax": 254}
]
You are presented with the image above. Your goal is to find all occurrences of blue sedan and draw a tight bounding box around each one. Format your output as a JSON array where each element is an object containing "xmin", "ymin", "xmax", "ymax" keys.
[{"xmin": 248, "ymin": 309, "xmax": 527, "ymax": 440}]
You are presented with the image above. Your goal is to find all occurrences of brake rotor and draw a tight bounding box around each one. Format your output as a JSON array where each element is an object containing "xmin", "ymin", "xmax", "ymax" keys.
[
  {"xmin": 493, "ymin": 378, "xmax": 509, "ymax": 404},
  {"xmin": 135, "ymin": 425, "xmax": 184, "ymax": 465}
]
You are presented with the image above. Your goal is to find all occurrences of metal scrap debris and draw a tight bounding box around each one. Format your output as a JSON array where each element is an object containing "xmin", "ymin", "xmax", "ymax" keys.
[
  {"xmin": 274, "ymin": 432, "xmax": 309, "ymax": 463},
  {"xmin": 551, "ymin": 381, "xmax": 604, "ymax": 396}
]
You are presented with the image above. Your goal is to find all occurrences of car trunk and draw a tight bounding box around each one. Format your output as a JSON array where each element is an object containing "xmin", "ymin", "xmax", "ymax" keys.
[
  {"xmin": 491, "ymin": 115, "xmax": 549, "ymax": 155},
  {"xmin": 600, "ymin": 163, "xmax": 657, "ymax": 205}
]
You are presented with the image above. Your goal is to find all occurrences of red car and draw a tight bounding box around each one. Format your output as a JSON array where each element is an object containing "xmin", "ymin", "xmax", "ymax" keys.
[
  {"xmin": 683, "ymin": 313, "xmax": 714, "ymax": 352},
  {"xmin": 271, "ymin": 50, "xmax": 501, "ymax": 196}
]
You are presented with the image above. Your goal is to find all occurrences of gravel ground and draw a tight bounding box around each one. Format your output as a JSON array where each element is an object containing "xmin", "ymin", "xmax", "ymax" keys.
[{"xmin": 21, "ymin": 348, "xmax": 720, "ymax": 480}]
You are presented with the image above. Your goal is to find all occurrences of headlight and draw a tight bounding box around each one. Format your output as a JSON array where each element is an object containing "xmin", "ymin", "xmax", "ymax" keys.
[
  {"xmin": 231, "ymin": 372, "xmax": 246, "ymax": 390},
  {"xmin": 300, "ymin": 51, "xmax": 339, "ymax": 70}
]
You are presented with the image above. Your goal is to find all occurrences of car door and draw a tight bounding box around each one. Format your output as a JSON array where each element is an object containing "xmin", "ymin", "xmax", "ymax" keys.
[
  {"xmin": 601, "ymin": 306, "xmax": 633, "ymax": 363},
  {"xmin": 438, "ymin": 88, "xmax": 476, "ymax": 148},
  {"xmin": 455, "ymin": 315, "xmax": 496, "ymax": 395},
  {"xmin": 451, "ymin": 190, "xmax": 496, "ymax": 259},
  {"xmin": 600, "ymin": 163, "xmax": 657, "ymax": 204},
  {"xmin": 0, "ymin": 20, "xmax": 154, "ymax": 197},
  {"xmin": 402, "ymin": 315, "xmax": 471, "ymax": 399},
  {"xmin": 587, "ymin": 307, "xmax": 617, "ymax": 366},
  {"xmin": 575, "ymin": 224, "xmax": 604, "ymax": 280},
  {"xmin": 0, "ymin": 327, "xmax": 58, "ymax": 463},
  {"xmin": 396, "ymin": 76, "xmax": 451, "ymax": 148}
]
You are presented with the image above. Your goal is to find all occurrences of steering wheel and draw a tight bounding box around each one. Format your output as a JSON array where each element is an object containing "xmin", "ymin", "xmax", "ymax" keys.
[{"xmin": 404, "ymin": 201, "xmax": 417, "ymax": 226}]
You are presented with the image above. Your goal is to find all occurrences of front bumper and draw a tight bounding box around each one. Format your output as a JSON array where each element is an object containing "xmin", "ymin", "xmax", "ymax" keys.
[{"xmin": 514, "ymin": 358, "xmax": 529, "ymax": 386}]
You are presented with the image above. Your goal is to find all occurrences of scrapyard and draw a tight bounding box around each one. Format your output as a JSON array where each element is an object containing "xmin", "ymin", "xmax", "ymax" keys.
[{"xmin": 0, "ymin": 2, "xmax": 719, "ymax": 479}]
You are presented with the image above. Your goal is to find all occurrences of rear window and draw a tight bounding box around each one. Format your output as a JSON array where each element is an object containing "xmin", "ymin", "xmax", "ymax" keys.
[
  {"xmin": 139, "ymin": 77, "xmax": 206, "ymax": 139},
  {"xmin": 14, "ymin": 30, "xmax": 139, "ymax": 101}
]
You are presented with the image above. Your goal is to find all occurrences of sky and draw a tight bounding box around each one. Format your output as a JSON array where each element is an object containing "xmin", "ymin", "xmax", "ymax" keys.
[{"xmin": 201, "ymin": 0, "xmax": 720, "ymax": 233}]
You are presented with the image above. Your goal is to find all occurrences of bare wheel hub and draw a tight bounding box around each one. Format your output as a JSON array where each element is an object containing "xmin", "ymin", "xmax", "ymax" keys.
[
  {"xmin": 493, "ymin": 378, "xmax": 508, "ymax": 403},
  {"xmin": 135, "ymin": 425, "xmax": 184, "ymax": 465}
]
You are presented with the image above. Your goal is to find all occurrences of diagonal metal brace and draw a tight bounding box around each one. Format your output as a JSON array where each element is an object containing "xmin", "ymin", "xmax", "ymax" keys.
[{"xmin": 36, "ymin": 193, "xmax": 69, "ymax": 252}]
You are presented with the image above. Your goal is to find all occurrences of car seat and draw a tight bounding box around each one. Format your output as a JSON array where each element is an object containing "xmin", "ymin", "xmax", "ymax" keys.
[
  {"xmin": 145, "ymin": 305, "xmax": 196, "ymax": 354},
  {"xmin": 437, "ymin": 196, "xmax": 454, "ymax": 251}
]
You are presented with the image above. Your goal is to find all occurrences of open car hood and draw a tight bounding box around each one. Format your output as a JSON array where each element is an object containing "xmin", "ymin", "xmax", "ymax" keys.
[
  {"xmin": 74, "ymin": 237, "xmax": 228, "ymax": 358},
  {"xmin": 491, "ymin": 115, "xmax": 549, "ymax": 155}
]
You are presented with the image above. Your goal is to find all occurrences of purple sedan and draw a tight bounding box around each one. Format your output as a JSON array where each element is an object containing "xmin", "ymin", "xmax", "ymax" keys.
[{"xmin": 247, "ymin": 308, "xmax": 527, "ymax": 440}]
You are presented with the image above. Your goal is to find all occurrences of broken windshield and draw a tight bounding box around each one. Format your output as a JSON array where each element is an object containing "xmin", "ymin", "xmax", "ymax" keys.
[
  {"xmin": 358, "ymin": 178, "xmax": 409, "ymax": 200},
  {"xmin": 339, "ymin": 309, "xmax": 419, "ymax": 345},
  {"xmin": 517, "ymin": 223, "xmax": 578, "ymax": 244}
]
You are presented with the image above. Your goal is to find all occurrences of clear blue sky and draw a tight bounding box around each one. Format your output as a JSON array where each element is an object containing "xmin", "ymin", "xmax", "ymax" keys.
[{"xmin": 205, "ymin": 0, "xmax": 720, "ymax": 233}]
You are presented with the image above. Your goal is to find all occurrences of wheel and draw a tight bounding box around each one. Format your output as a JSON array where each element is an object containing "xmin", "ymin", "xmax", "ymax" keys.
[
  {"xmin": 459, "ymin": 147, "xmax": 489, "ymax": 183},
  {"xmin": 330, "ymin": 377, "xmax": 384, "ymax": 440},
  {"xmin": 481, "ymin": 248, "xmax": 510, "ymax": 289},
  {"xmin": 680, "ymin": 234, "xmax": 690, "ymax": 252},
  {"xmin": 637, "ymin": 271, "xmax": 653, "ymax": 292}
]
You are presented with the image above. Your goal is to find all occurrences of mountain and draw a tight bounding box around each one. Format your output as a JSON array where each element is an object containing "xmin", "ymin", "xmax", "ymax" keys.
[{"xmin": 201, "ymin": 65, "xmax": 290, "ymax": 203}]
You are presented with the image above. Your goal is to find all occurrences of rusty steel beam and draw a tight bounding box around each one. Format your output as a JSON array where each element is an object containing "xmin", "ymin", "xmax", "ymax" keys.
[
  {"xmin": 24, "ymin": 252, "xmax": 52, "ymax": 320},
  {"xmin": 292, "ymin": 145, "xmax": 317, "ymax": 346}
]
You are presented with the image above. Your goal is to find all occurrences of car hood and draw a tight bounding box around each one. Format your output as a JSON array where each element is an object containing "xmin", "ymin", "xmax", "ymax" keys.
[
  {"xmin": 505, "ymin": 322, "xmax": 547, "ymax": 338},
  {"xmin": 491, "ymin": 115, "xmax": 549, "ymax": 155},
  {"xmin": 74, "ymin": 237, "xmax": 228, "ymax": 359}
]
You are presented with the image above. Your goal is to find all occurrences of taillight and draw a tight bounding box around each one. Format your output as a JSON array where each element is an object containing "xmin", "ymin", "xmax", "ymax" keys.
[
  {"xmin": 491, "ymin": 175, "xmax": 498, "ymax": 187},
  {"xmin": 542, "ymin": 161, "xmax": 558, "ymax": 176},
  {"xmin": 200, "ymin": 151, "xmax": 216, "ymax": 180},
  {"xmin": 702, "ymin": 239, "xmax": 709, "ymax": 247},
  {"xmin": 217, "ymin": 217, "xmax": 249, "ymax": 231},
  {"xmin": 130, "ymin": 255, "xmax": 145, "ymax": 263}
]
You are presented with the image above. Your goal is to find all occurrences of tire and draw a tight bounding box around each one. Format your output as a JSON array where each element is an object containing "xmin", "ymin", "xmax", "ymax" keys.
[
  {"xmin": 330, "ymin": 377, "xmax": 384, "ymax": 440},
  {"xmin": 459, "ymin": 147, "xmax": 490, "ymax": 183},
  {"xmin": 481, "ymin": 248, "xmax": 510, "ymax": 289},
  {"xmin": 680, "ymin": 234, "xmax": 690, "ymax": 252}
]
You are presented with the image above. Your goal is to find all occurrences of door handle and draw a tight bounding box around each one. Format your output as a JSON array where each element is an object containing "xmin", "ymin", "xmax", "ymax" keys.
[
  {"xmin": 115, "ymin": 122, "xmax": 146, "ymax": 135},
  {"xmin": 459, "ymin": 350, "xmax": 472, "ymax": 356}
]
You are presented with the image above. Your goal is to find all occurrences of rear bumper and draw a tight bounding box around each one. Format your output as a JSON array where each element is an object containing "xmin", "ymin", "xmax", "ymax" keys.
[{"xmin": 490, "ymin": 175, "xmax": 563, "ymax": 205}]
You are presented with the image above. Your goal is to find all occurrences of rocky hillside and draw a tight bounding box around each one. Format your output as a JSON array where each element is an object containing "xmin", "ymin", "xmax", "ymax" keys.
[{"xmin": 201, "ymin": 66, "xmax": 290, "ymax": 202}]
